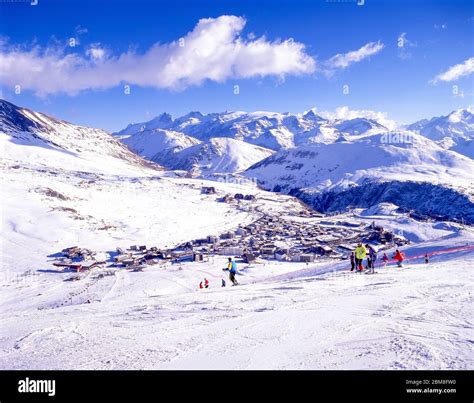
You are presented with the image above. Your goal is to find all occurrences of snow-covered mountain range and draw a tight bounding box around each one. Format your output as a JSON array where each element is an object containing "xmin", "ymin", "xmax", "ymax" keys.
[
  {"xmin": 243, "ymin": 130, "xmax": 474, "ymax": 222},
  {"xmin": 406, "ymin": 108, "xmax": 474, "ymax": 159},
  {"xmin": 115, "ymin": 107, "xmax": 474, "ymax": 174},
  {"xmin": 115, "ymin": 109, "xmax": 390, "ymax": 152},
  {"xmin": 111, "ymin": 106, "xmax": 474, "ymax": 222},
  {"xmin": 114, "ymin": 108, "xmax": 393, "ymax": 174},
  {"xmin": 2, "ymin": 100, "xmax": 473, "ymax": 223}
]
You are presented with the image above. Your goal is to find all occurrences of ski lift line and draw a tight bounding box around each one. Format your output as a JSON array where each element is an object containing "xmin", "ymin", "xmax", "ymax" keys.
[{"xmin": 376, "ymin": 244, "xmax": 474, "ymax": 267}]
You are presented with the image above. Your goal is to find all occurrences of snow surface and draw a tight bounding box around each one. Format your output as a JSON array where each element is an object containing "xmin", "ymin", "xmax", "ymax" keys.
[
  {"xmin": 1, "ymin": 227, "xmax": 472, "ymax": 370},
  {"xmin": 121, "ymin": 128, "xmax": 201, "ymax": 161}
]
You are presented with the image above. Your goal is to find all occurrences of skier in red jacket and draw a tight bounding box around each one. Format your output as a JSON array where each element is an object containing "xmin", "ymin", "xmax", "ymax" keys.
[{"xmin": 392, "ymin": 250, "xmax": 405, "ymax": 267}]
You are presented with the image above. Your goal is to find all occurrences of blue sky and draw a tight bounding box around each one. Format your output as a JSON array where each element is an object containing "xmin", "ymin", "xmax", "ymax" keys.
[{"xmin": 0, "ymin": 0, "xmax": 473, "ymax": 131}]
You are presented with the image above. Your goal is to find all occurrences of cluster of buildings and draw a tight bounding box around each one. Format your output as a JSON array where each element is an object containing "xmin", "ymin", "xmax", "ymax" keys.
[
  {"xmin": 51, "ymin": 194, "xmax": 408, "ymax": 273},
  {"xmin": 175, "ymin": 213, "xmax": 406, "ymax": 264}
]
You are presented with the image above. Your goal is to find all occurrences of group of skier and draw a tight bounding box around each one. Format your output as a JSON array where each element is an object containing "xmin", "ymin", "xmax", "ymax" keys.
[
  {"xmin": 199, "ymin": 257, "xmax": 239, "ymax": 290},
  {"xmin": 201, "ymin": 246, "xmax": 424, "ymax": 288},
  {"xmin": 350, "ymin": 243, "xmax": 408, "ymax": 273}
]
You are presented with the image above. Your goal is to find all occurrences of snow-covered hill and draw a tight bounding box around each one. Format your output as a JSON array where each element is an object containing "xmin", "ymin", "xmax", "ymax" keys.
[
  {"xmin": 0, "ymin": 99, "xmax": 161, "ymax": 174},
  {"xmin": 120, "ymin": 128, "xmax": 274, "ymax": 174},
  {"xmin": 121, "ymin": 128, "xmax": 201, "ymax": 164},
  {"xmin": 406, "ymin": 108, "xmax": 474, "ymax": 158},
  {"xmin": 162, "ymin": 137, "xmax": 274, "ymax": 175},
  {"xmin": 244, "ymin": 131, "xmax": 474, "ymax": 223}
]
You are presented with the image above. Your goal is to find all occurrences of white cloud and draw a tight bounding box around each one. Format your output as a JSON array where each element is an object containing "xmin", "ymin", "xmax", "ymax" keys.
[
  {"xmin": 86, "ymin": 44, "xmax": 106, "ymax": 60},
  {"xmin": 432, "ymin": 57, "xmax": 474, "ymax": 83},
  {"xmin": 318, "ymin": 106, "xmax": 397, "ymax": 130},
  {"xmin": 325, "ymin": 41, "xmax": 384, "ymax": 70},
  {"xmin": 397, "ymin": 32, "xmax": 416, "ymax": 60},
  {"xmin": 0, "ymin": 15, "xmax": 316, "ymax": 96}
]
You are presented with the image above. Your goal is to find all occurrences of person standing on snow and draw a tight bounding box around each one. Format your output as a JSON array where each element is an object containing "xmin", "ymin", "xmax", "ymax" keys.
[
  {"xmin": 226, "ymin": 257, "xmax": 239, "ymax": 286},
  {"xmin": 382, "ymin": 253, "xmax": 389, "ymax": 269},
  {"xmin": 365, "ymin": 244, "xmax": 377, "ymax": 273},
  {"xmin": 204, "ymin": 278, "xmax": 209, "ymax": 288},
  {"xmin": 424, "ymin": 254, "xmax": 429, "ymax": 264},
  {"xmin": 350, "ymin": 252, "xmax": 356, "ymax": 272},
  {"xmin": 355, "ymin": 243, "xmax": 367, "ymax": 272},
  {"xmin": 221, "ymin": 278, "xmax": 226, "ymax": 287},
  {"xmin": 392, "ymin": 250, "xmax": 405, "ymax": 267}
]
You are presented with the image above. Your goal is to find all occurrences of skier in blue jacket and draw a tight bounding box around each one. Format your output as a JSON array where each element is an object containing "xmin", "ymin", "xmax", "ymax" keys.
[{"xmin": 226, "ymin": 257, "xmax": 239, "ymax": 286}]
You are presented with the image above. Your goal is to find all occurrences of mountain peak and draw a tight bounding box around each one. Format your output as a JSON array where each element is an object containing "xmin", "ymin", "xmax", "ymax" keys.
[
  {"xmin": 303, "ymin": 108, "xmax": 324, "ymax": 121},
  {"xmin": 447, "ymin": 108, "xmax": 473, "ymax": 124},
  {"xmin": 151, "ymin": 112, "xmax": 173, "ymax": 123},
  {"xmin": 184, "ymin": 111, "xmax": 205, "ymax": 119}
]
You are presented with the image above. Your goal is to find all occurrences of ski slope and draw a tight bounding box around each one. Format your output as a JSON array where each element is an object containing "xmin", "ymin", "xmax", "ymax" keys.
[{"xmin": 0, "ymin": 219, "xmax": 472, "ymax": 370}]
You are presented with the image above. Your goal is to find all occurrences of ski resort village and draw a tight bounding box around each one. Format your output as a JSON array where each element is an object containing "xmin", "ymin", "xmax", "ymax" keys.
[{"xmin": 1, "ymin": 99, "xmax": 473, "ymax": 370}]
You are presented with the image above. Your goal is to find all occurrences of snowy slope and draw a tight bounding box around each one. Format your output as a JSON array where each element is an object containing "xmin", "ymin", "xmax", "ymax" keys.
[
  {"xmin": 120, "ymin": 129, "xmax": 274, "ymax": 175},
  {"xmin": 121, "ymin": 128, "xmax": 201, "ymax": 163},
  {"xmin": 244, "ymin": 131, "xmax": 474, "ymax": 222},
  {"xmin": 1, "ymin": 224, "xmax": 472, "ymax": 370},
  {"xmin": 164, "ymin": 137, "xmax": 274, "ymax": 175},
  {"xmin": 0, "ymin": 99, "xmax": 161, "ymax": 174},
  {"xmin": 0, "ymin": 101, "xmax": 286, "ymax": 276},
  {"xmin": 407, "ymin": 108, "xmax": 474, "ymax": 158},
  {"xmin": 245, "ymin": 131, "xmax": 474, "ymax": 191}
]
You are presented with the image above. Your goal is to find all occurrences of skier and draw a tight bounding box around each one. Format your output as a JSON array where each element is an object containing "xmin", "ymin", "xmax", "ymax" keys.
[
  {"xmin": 392, "ymin": 250, "xmax": 405, "ymax": 267},
  {"xmin": 350, "ymin": 252, "xmax": 355, "ymax": 272},
  {"xmin": 355, "ymin": 243, "xmax": 367, "ymax": 272},
  {"xmin": 221, "ymin": 278, "xmax": 226, "ymax": 287},
  {"xmin": 226, "ymin": 257, "xmax": 239, "ymax": 286},
  {"xmin": 199, "ymin": 281, "xmax": 203, "ymax": 289},
  {"xmin": 365, "ymin": 244, "xmax": 377, "ymax": 273},
  {"xmin": 364, "ymin": 244, "xmax": 372, "ymax": 271},
  {"xmin": 382, "ymin": 253, "xmax": 389, "ymax": 269},
  {"xmin": 204, "ymin": 278, "xmax": 209, "ymax": 288},
  {"xmin": 424, "ymin": 253, "xmax": 429, "ymax": 264}
]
